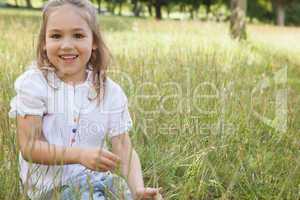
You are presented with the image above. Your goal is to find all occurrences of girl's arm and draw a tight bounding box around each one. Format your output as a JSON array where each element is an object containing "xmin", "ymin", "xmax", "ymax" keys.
[
  {"xmin": 112, "ymin": 133, "xmax": 161, "ymax": 199},
  {"xmin": 17, "ymin": 115, "xmax": 119, "ymax": 171},
  {"xmin": 17, "ymin": 115, "xmax": 80, "ymax": 165},
  {"xmin": 112, "ymin": 133, "xmax": 144, "ymax": 191}
]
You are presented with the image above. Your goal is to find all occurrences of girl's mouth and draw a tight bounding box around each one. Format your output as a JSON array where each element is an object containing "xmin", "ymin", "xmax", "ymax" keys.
[{"xmin": 59, "ymin": 55, "xmax": 79, "ymax": 63}]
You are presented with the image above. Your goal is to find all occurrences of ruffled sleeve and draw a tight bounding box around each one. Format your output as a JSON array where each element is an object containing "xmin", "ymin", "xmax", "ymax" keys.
[
  {"xmin": 9, "ymin": 69, "xmax": 47, "ymax": 118},
  {"xmin": 106, "ymin": 79, "xmax": 133, "ymax": 138}
]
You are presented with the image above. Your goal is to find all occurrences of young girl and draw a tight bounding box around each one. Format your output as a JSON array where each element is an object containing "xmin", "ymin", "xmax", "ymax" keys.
[{"xmin": 9, "ymin": 0, "xmax": 162, "ymax": 199}]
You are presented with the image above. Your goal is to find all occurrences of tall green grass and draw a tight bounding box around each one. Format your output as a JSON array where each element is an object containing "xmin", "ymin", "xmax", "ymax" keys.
[{"xmin": 0, "ymin": 9, "xmax": 300, "ymax": 199}]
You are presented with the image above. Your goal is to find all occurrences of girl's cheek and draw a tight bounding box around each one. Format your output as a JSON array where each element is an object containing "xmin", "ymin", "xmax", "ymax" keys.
[{"xmin": 46, "ymin": 43, "xmax": 59, "ymax": 51}]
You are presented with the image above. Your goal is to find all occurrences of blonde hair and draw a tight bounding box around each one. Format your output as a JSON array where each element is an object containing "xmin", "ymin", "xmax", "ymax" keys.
[{"xmin": 36, "ymin": 0, "xmax": 111, "ymax": 103}]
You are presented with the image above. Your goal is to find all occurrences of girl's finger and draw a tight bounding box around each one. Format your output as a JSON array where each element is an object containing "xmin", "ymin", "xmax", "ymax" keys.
[
  {"xmin": 144, "ymin": 188, "xmax": 159, "ymax": 196},
  {"xmin": 96, "ymin": 164, "xmax": 110, "ymax": 172},
  {"xmin": 154, "ymin": 192, "xmax": 163, "ymax": 200},
  {"xmin": 100, "ymin": 149, "xmax": 121, "ymax": 162},
  {"xmin": 100, "ymin": 156, "xmax": 117, "ymax": 169}
]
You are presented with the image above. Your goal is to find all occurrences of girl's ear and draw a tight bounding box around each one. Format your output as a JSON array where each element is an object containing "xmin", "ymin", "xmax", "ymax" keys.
[
  {"xmin": 92, "ymin": 40, "xmax": 97, "ymax": 50},
  {"xmin": 92, "ymin": 44, "xmax": 97, "ymax": 50}
]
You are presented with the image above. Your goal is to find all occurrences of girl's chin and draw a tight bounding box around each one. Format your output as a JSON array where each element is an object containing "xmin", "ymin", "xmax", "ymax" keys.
[
  {"xmin": 56, "ymin": 66, "xmax": 77, "ymax": 74},
  {"xmin": 55, "ymin": 69, "xmax": 74, "ymax": 78}
]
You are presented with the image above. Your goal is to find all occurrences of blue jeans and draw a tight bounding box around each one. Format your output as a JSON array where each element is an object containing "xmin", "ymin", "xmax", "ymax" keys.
[{"xmin": 42, "ymin": 171, "xmax": 133, "ymax": 200}]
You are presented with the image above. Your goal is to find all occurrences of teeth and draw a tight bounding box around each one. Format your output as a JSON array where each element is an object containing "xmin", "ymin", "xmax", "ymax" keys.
[{"xmin": 60, "ymin": 55, "xmax": 77, "ymax": 59}]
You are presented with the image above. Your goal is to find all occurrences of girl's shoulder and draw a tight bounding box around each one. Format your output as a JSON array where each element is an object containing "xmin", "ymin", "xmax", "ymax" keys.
[
  {"xmin": 103, "ymin": 77, "xmax": 129, "ymax": 107},
  {"xmin": 105, "ymin": 77, "xmax": 125, "ymax": 96},
  {"xmin": 14, "ymin": 62, "xmax": 48, "ymax": 88},
  {"xmin": 9, "ymin": 63, "xmax": 48, "ymax": 118}
]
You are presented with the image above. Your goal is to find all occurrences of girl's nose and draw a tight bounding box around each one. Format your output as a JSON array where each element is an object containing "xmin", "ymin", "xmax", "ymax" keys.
[{"xmin": 60, "ymin": 38, "xmax": 74, "ymax": 50}]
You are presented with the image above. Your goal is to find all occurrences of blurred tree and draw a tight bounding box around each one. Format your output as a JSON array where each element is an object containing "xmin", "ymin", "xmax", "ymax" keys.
[
  {"xmin": 115, "ymin": 0, "xmax": 125, "ymax": 15},
  {"xmin": 91, "ymin": 0, "xmax": 102, "ymax": 13},
  {"xmin": 155, "ymin": 0, "xmax": 163, "ymax": 19},
  {"xmin": 230, "ymin": 0, "xmax": 247, "ymax": 40},
  {"xmin": 204, "ymin": 0, "xmax": 212, "ymax": 15},
  {"xmin": 132, "ymin": 0, "xmax": 143, "ymax": 16},
  {"xmin": 177, "ymin": 0, "xmax": 200, "ymax": 19},
  {"xmin": 271, "ymin": 0, "xmax": 295, "ymax": 26},
  {"xmin": 25, "ymin": 0, "xmax": 32, "ymax": 8},
  {"xmin": 105, "ymin": 0, "xmax": 125, "ymax": 15},
  {"xmin": 189, "ymin": 0, "xmax": 201, "ymax": 19},
  {"xmin": 285, "ymin": 1, "xmax": 300, "ymax": 25},
  {"xmin": 172, "ymin": 0, "xmax": 201, "ymax": 19},
  {"xmin": 152, "ymin": 0, "xmax": 169, "ymax": 19},
  {"xmin": 14, "ymin": 0, "xmax": 19, "ymax": 7},
  {"xmin": 247, "ymin": 0, "xmax": 273, "ymax": 23},
  {"xmin": 147, "ymin": 0, "xmax": 154, "ymax": 16}
]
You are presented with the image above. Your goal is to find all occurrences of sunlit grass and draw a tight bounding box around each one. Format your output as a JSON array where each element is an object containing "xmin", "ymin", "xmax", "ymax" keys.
[{"xmin": 0, "ymin": 9, "xmax": 300, "ymax": 200}]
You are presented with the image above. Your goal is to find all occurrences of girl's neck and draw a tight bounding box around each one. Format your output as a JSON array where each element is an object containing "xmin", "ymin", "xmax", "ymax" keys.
[{"xmin": 58, "ymin": 71, "xmax": 88, "ymax": 86}]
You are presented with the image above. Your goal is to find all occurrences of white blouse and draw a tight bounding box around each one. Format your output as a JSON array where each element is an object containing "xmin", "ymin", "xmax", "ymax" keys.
[{"xmin": 9, "ymin": 64, "xmax": 133, "ymax": 199}]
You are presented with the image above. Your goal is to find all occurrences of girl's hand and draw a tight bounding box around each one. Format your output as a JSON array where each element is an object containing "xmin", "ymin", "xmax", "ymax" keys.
[
  {"xmin": 78, "ymin": 147, "xmax": 121, "ymax": 172},
  {"xmin": 135, "ymin": 187, "xmax": 163, "ymax": 200}
]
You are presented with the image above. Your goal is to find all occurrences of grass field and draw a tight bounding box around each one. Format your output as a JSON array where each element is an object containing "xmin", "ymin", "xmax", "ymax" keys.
[{"xmin": 0, "ymin": 9, "xmax": 300, "ymax": 200}]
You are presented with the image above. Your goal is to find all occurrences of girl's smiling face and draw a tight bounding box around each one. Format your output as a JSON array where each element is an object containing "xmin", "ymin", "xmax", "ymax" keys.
[{"xmin": 45, "ymin": 4, "xmax": 96, "ymax": 84}]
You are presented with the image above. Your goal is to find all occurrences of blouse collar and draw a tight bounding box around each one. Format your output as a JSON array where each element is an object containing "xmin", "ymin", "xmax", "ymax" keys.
[
  {"xmin": 28, "ymin": 62, "xmax": 97, "ymax": 100},
  {"xmin": 46, "ymin": 69, "xmax": 93, "ymax": 89}
]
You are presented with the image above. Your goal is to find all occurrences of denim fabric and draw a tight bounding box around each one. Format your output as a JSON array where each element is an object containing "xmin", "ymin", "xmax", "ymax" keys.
[{"xmin": 43, "ymin": 171, "xmax": 133, "ymax": 200}]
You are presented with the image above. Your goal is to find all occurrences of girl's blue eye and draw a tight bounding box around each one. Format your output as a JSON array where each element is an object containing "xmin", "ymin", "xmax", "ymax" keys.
[
  {"xmin": 50, "ymin": 34, "xmax": 61, "ymax": 39},
  {"xmin": 74, "ymin": 33, "xmax": 84, "ymax": 39}
]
